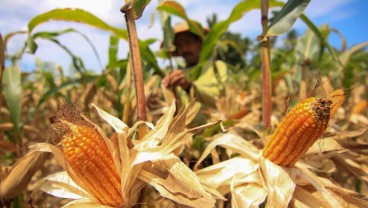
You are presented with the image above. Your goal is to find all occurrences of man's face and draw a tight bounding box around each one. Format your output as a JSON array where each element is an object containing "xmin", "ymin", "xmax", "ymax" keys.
[{"xmin": 174, "ymin": 32, "xmax": 202, "ymax": 67}]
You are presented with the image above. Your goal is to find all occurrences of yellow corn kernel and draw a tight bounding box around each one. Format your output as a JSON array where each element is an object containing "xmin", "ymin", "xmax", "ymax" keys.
[
  {"xmin": 61, "ymin": 122, "xmax": 124, "ymax": 207},
  {"xmin": 263, "ymin": 97, "xmax": 331, "ymax": 167}
]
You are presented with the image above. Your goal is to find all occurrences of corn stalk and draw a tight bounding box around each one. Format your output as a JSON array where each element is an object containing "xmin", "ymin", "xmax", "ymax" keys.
[
  {"xmin": 260, "ymin": 0, "xmax": 272, "ymax": 130},
  {"xmin": 121, "ymin": 1, "xmax": 148, "ymax": 138}
]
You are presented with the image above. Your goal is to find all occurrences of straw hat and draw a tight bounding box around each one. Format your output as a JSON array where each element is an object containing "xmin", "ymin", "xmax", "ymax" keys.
[
  {"xmin": 163, "ymin": 22, "xmax": 208, "ymax": 56},
  {"xmin": 173, "ymin": 22, "xmax": 192, "ymax": 35}
]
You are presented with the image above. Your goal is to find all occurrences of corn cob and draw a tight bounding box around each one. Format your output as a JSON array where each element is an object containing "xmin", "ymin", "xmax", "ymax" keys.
[
  {"xmin": 263, "ymin": 97, "xmax": 332, "ymax": 167},
  {"xmin": 60, "ymin": 122, "xmax": 124, "ymax": 207}
]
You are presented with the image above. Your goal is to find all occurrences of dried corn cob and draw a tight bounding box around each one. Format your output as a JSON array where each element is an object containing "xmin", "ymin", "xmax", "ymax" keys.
[
  {"xmin": 263, "ymin": 97, "xmax": 332, "ymax": 167},
  {"xmin": 60, "ymin": 121, "xmax": 124, "ymax": 207}
]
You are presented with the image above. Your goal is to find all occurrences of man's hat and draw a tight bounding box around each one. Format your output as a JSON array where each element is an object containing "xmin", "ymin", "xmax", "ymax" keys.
[
  {"xmin": 173, "ymin": 22, "xmax": 193, "ymax": 35},
  {"xmin": 162, "ymin": 22, "xmax": 208, "ymax": 56}
]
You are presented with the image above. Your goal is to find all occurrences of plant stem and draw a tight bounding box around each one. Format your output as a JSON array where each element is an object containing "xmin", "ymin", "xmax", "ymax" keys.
[
  {"xmin": 260, "ymin": 0, "xmax": 272, "ymax": 130},
  {"xmin": 122, "ymin": 61, "xmax": 132, "ymax": 125},
  {"xmin": 123, "ymin": 7, "xmax": 147, "ymax": 138}
]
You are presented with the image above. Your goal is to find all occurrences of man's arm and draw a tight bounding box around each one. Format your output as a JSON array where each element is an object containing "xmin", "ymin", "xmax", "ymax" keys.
[{"xmin": 162, "ymin": 69, "xmax": 192, "ymax": 91}]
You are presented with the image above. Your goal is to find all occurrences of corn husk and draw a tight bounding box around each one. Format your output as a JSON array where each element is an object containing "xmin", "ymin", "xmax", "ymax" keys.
[
  {"xmin": 0, "ymin": 151, "xmax": 49, "ymax": 204},
  {"xmin": 195, "ymin": 133, "xmax": 368, "ymax": 207},
  {"xmin": 31, "ymin": 101, "xmax": 223, "ymax": 207}
]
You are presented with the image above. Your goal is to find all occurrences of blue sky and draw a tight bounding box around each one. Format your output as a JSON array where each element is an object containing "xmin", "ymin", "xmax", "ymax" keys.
[{"xmin": 1, "ymin": 0, "xmax": 367, "ymax": 72}]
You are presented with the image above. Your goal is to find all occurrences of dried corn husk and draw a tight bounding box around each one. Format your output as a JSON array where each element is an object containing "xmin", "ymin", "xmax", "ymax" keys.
[
  {"xmin": 31, "ymin": 101, "xmax": 223, "ymax": 207},
  {"xmin": 0, "ymin": 151, "xmax": 49, "ymax": 205},
  {"xmin": 195, "ymin": 133, "xmax": 368, "ymax": 207}
]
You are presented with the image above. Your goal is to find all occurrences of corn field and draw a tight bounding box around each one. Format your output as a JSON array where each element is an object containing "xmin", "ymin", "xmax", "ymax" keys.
[{"xmin": 1, "ymin": 0, "xmax": 367, "ymax": 207}]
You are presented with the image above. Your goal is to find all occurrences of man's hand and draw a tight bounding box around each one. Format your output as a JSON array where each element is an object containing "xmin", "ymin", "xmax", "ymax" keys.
[{"xmin": 162, "ymin": 70, "xmax": 192, "ymax": 91}]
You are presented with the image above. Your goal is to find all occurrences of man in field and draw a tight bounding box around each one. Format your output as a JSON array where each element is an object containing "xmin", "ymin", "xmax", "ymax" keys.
[{"xmin": 162, "ymin": 22, "xmax": 227, "ymax": 108}]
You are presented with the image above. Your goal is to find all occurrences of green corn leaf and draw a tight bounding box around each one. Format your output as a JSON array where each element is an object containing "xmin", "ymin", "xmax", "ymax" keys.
[
  {"xmin": 267, "ymin": 0, "xmax": 311, "ymax": 36},
  {"xmin": 32, "ymin": 29, "xmax": 103, "ymax": 69},
  {"xmin": 28, "ymin": 8, "xmax": 163, "ymax": 75},
  {"xmin": 108, "ymin": 36, "xmax": 120, "ymax": 69},
  {"xmin": 2, "ymin": 66, "xmax": 22, "ymax": 135},
  {"xmin": 340, "ymin": 42, "xmax": 368, "ymax": 87},
  {"xmin": 28, "ymin": 8, "xmax": 128, "ymax": 40},
  {"xmin": 46, "ymin": 38, "xmax": 87, "ymax": 73},
  {"xmin": 121, "ymin": 0, "xmax": 151, "ymax": 20},
  {"xmin": 157, "ymin": 0, "xmax": 283, "ymax": 79},
  {"xmin": 157, "ymin": 1, "xmax": 205, "ymax": 38},
  {"xmin": 190, "ymin": 0, "xmax": 283, "ymax": 79},
  {"xmin": 4, "ymin": 31, "xmax": 27, "ymax": 47},
  {"xmin": 158, "ymin": 0, "xmax": 174, "ymax": 60},
  {"xmin": 299, "ymin": 14, "xmax": 342, "ymax": 66},
  {"xmin": 37, "ymin": 75, "xmax": 99, "ymax": 107},
  {"xmin": 4, "ymin": 31, "xmax": 28, "ymax": 62},
  {"xmin": 133, "ymin": 0, "xmax": 151, "ymax": 19},
  {"xmin": 340, "ymin": 42, "xmax": 368, "ymax": 68},
  {"xmin": 200, "ymin": 0, "xmax": 283, "ymax": 64},
  {"xmin": 140, "ymin": 39, "xmax": 165, "ymax": 77},
  {"xmin": 295, "ymin": 28, "xmax": 320, "ymax": 62},
  {"xmin": 157, "ymin": 1, "xmax": 187, "ymax": 19},
  {"xmin": 27, "ymin": 35, "xmax": 38, "ymax": 54}
]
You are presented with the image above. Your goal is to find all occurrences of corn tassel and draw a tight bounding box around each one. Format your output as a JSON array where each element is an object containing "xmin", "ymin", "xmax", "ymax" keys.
[
  {"xmin": 263, "ymin": 97, "xmax": 332, "ymax": 167},
  {"xmin": 61, "ymin": 122, "xmax": 124, "ymax": 207}
]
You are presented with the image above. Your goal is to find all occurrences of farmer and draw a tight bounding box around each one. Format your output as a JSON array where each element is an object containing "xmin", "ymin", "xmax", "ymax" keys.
[{"xmin": 162, "ymin": 22, "xmax": 227, "ymax": 108}]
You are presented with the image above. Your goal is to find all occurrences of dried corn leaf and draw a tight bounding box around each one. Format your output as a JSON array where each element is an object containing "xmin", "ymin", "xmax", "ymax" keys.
[
  {"xmin": 194, "ymin": 133, "xmax": 260, "ymax": 170},
  {"xmin": 232, "ymin": 121, "xmax": 264, "ymax": 139},
  {"xmin": 260, "ymin": 157, "xmax": 296, "ymax": 207},
  {"xmin": 81, "ymin": 83, "xmax": 97, "ymax": 109},
  {"xmin": 0, "ymin": 139, "xmax": 16, "ymax": 152},
  {"xmin": 291, "ymin": 186, "xmax": 331, "ymax": 207},
  {"xmin": 161, "ymin": 83, "xmax": 175, "ymax": 106},
  {"xmin": 323, "ymin": 128, "xmax": 368, "ymax": 140},
  {"xmin": 326, "ymin": 186, "xmax": 368, "ymax": 207},
  {"xmin": 230, "ymin": 171, "xmax": 267, "ymax": 207},
  {"xmin": 35, "ymin": 172, "xmax": 91, "ymax": 200},
  {"xmin": 133, "ymin": 102, "xmax": 218, "ymax": 165},
  {"xmin": 93, "ymin": 103, "xmax": 128, "ymax": 133},
  {"xmin": 350, "ymin": 114, "xmax": 368, "ymax": 125},
  {"xmin": 0, "ymin": 123, "xmax": 40, "ymax": 135},
  {"xmin": 185, "ymin": 101, "xmax": 201, "ymax": 126},
  {"xmin": 318, "ymin": 176, "xmax": 368, "ymax": 207},
  {"xmin": 133, "ymin": 133, "xmax": 193, "ymax": 165},
  {"xmin": 62, "ymin": 198, "xmax": 111, "ymax": 208},
  {"xmin": 0, "ymin": 150, "xmax": 48, "ymax": 202},
  {"xmin": 30, "ymin": 143, "xmax": 67, "ymax": 169},
  {"xmin": 296, "ymin": 165, "xmax": 344, "ymax": 206},
  {"xmin": 139, "ymin": 155, "xmax": 219, "ymax": 207},
  {"xmin": 302, "ymin": 155, "xmax": 336, "ymax": 174},
  {"xmin": 307, "ymin": 138, "xmax": 346, "ymax": 154},
  {"xmin": 196, "ymin": 157, "xmax": 257, "ymax": 194},
  {"xmin": 93, "ymin": 103, "xmax": 220, "ymax": 206},
  {"xmin": 333, "ymin": 154, "xmax": 368, "ymax": 183},
  {"xmin": 136, "ymin": 101, "xmax": 176, "ymax": 148}
]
